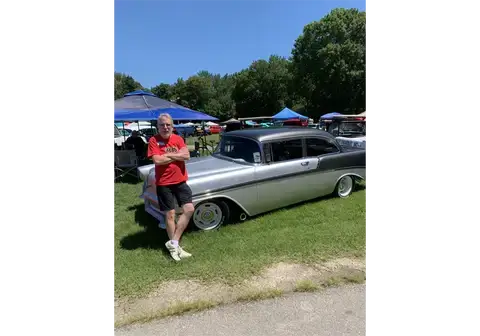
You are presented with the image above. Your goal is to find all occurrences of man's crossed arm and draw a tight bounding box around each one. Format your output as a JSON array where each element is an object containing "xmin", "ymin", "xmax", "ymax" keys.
[{"xmin": 152, "ymin": 147, "xmax": 190, "ymax": 165}]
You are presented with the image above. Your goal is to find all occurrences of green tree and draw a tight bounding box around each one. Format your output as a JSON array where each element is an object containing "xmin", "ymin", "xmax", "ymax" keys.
[
  {"xmin": 151, "ymin": 83, "xmax": 172, "ymax": 100},
  {"xmin": 179, "ymin": 75, "xmax": 215, "ymax": 111},
  {"xmin": 169, "ymin": 78, "xmax": 189, "ymax": 107},
  {"xmin": 166, "ymin": 71, "xmax": 236, "ymax": 120},
  {"xmin": 114, "ymin": 72, "xmax": 143, "ymax": 99},
  {"xmin": 207, "ymin": 74, "xmax": 236, "ymax": 119},
  {"xmin": 291, "ymin": 8, "xmax": 366, "ymax": 116},
  {"xmin": 232, "ymin": 55, "xmax": 293, "ymax": 118}
]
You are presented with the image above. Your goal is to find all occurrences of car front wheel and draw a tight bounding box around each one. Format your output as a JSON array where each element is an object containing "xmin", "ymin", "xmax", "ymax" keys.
[{"xmin": 191, "ymin": 200, "xmax": 230, "ymax": 230}]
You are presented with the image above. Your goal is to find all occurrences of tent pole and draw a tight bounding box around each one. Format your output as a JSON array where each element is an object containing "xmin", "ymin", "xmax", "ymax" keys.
[{"xmin": 122, "ymin": 121, "xmax": 126, "ymax": 148}]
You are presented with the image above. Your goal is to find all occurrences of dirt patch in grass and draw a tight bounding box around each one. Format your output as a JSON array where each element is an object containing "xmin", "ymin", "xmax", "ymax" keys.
[{"xmin": 115, "ymin": 257, "xmax": 365, "ymax": 327}]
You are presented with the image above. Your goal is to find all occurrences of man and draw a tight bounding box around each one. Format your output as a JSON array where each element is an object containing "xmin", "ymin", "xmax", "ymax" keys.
[
  {"xmin": 125, "ymin": 130, "xmax": 146, "ymax": 159},
  {"xmin": 147, "ymin": 113, "xmax": 195, "ymax": 261}
]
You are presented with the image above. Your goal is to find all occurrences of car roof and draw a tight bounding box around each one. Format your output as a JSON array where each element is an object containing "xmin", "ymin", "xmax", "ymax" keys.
[
  {"xmin": 330, "ymin": 116, "xmax": 366, "ymax": 120},
  {"xmin": 225, "ymin": 127, "xmax": 335, "ymax": 142}
]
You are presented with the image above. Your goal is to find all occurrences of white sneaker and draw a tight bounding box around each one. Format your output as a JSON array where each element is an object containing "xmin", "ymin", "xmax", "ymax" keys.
[
  {"xmin": 178, "ymin": 246, "xmax": 192, "ymax": 259},
  {"xmin": 165, "ymin": 240, "xmax": 181, "ymax": 261}
]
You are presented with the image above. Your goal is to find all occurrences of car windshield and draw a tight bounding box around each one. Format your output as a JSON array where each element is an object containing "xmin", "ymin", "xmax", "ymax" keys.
[
  {"xmin": 140, "ymin": 128, "xmax": 157, "ymax": 136},
  {"xmin": 328, "ymin": 120, "xmax": 365, "ymax": 137},
  {"xmin": 114, "ymin": 125, "xmax": 121, "ymax": 137},
  {"xmin": 342, "ymin": 122, "xmax": 364, "ymax": 132},
  {"xmin": 213, "ymin": 136, "xmax": 261, "ymax": 164},
  {"xmin": 119, "ymin": 129, "xmax": 131, "ymax": 136}
]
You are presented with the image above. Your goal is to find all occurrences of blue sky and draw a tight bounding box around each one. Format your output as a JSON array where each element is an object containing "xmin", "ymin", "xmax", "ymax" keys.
[{"xmin": 115, "ymin": 0, "xmax": 365, "ymax": 88}]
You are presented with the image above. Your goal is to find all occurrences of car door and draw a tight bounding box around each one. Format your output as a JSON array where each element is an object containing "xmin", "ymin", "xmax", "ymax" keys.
[
  {"xmin": 304, "ymin": 137, "xmax": 342, "ymax": 196},
  {"xmin": 254, "ymin": 138, "xmax": 318, "ymax": 213}
]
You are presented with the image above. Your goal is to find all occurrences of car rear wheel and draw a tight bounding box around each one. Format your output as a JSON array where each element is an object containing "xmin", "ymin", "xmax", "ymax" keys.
[
  {"xmin": 335, "ymin": 176, "xmax": 354, "ymax": 198},
  {"xmin": 192, "ymin": 200, "xmax": 230, "ymax": 231}
]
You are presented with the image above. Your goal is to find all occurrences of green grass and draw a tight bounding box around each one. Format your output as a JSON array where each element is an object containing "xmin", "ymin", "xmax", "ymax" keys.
[
  {"xmin": 237, "ymin": 289, "xmax": 284, "ymax": 302},
  {"xmin": 115, "ymin": 181, "xmax": 366, "ymax": 299},
  {"xmin": 295, "ymin": 280, "xmax": 320, "ymax": 292},
  {"xmin": 184, "ymin": 134, "xmax": 220, "ymax": 156},
  {"xmin": 185, "ymin": 134, "xmax": 220, "ymax": 146},
  {"xmin": 116, "ymin": 300, "xmax": 218, "ymax": 327},
  {"xmin": 323, "ymin": 272, "xmax": 366, "ymax": 287}
]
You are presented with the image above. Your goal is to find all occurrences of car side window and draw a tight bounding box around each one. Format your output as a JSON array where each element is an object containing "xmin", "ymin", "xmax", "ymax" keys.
[
  {"xmin": 271, "ymin": 139, "xmax": 303, "ymax": 162},
  {"xmin": 215, "ymin": 136, "xmax": 261, "ymax": 164},
  {"xmin": 306, "ymin": 138, "xmax": 339, "ymax": 156}
]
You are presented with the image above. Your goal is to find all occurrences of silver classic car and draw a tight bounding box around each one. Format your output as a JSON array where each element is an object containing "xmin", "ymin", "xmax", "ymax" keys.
[{"xmin": 138, "ymin": 127, "xmax": 366, "ymax": 231}]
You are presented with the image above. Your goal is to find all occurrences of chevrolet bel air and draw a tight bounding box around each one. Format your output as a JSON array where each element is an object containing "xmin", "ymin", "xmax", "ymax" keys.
[{"xmin": 138, "ymin": 127, "xmax": 366, "ymax": 231}]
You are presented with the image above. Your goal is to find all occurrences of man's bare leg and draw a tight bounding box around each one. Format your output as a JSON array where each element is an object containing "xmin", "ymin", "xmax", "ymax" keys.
[
  {"xmin": 165, "ymin": 209, "xmax": 176, "ymax": 240},
  {"xmin": 174, "ymin": 203, "xmax": 195, "ymax": 258},
  {"xmin": 173, "ymin": 203, "xmax": 194, "ymax": 241},
  {"xmin": 163, "ymin": 209, "xmax": 181, "ymax": 261}
]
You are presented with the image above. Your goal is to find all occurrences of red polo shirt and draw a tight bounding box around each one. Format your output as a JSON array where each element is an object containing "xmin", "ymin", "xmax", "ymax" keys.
[{"xmin": 147, "ymin": 134, "xmax": 188, "ymax": 186}]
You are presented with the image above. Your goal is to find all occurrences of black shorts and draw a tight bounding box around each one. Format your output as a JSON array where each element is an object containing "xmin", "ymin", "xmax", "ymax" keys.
[{"xmin": 156, "ymin": 182, "xmax": 193, "ymax": 211}]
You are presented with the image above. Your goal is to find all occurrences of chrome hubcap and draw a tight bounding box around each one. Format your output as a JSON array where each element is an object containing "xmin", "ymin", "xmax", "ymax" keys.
[
  {"xmin": 338, "ymin": 176, "xmax": 353, "ymax": 197},
  {"xmin": 193, "ymin": 203, "xmax": 222, "ymax": 230}
]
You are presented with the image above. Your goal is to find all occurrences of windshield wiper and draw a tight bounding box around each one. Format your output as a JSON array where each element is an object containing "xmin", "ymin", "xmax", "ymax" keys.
[{"xmin": 213, "ymin": 153, "xmax": 245, "ymax": 162}]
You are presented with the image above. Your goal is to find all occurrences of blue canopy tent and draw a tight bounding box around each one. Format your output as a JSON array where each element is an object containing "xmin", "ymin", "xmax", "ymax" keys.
[
  {"xmin": 272, "ymin": 107, "xmax": 308, "ymax": 120},
  {"xmin": 114, "ymin": 110, "xmax": 158, "ymax": 121},
  {"xmin": 320, "ymin": 112, "xmax": 342, "ymax": 119},
  {"xmin": 114, "ymin": 90, "xmax": 219, "ymax": 121},
  {"xmin": 152, "ymin": 108, "xmax": 219, "ymax": 121}
]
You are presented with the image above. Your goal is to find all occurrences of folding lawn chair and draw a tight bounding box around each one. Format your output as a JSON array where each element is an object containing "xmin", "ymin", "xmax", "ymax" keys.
[{"xmin": 112, "ymin": 150, "xmax": 140, "ymax": 182}]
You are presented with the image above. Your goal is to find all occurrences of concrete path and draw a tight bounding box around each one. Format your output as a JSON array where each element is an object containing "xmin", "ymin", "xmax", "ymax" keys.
[{"xmin": 115, "ymin": 284, "xmax": 365, "ymax": 336}]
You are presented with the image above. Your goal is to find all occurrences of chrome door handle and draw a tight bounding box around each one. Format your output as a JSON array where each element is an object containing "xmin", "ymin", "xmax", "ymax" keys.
[{"xmin": 301, "ymin": 161, "xmax": 309, "ymax": 166}]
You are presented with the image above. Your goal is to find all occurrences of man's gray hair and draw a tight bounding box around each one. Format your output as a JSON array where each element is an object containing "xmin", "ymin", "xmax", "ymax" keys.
[{"xmin": 158, "ymin": 113, "xmax": 173, "ymax": 124}]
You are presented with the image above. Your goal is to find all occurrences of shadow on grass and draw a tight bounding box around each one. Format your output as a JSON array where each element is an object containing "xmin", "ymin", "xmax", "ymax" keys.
[
  {"xmin": 119, "ymin": 204, "xmax": 198, "ymax": 252},
  {"xmin": 119, "ymin": 204, "xmax": 166, "ymax": 251},
  {"xmin": 114, "ymin": 174, "xmax": 142, "ymax": 185}
]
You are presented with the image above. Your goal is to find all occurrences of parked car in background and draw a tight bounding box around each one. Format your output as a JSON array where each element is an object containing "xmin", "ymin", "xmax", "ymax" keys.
[
  {"xmin": 273, "ymin": 119, "xmax": 309, "ymax": 127},
  {"xmin": 208, "ymin": 124, "xmax": 222, "ymax": 134},
  {"xmin": 114, "ymin": 124, "xmax": 124, "ymax": 148},
  {"xmin": 194, "ymin": 124, "xmax": 211, "ymax": 136},
  {"xmin": 138, "ymin": 127, "xmax": 365, "ymax": 231},
  {"xmin": 120, "ymin": 128, "xmax": 148, "ymax": 144},
  {"xmin": 119, "ymin": 128, "xmax": 132, "ymax": 137},
  {"xmin": 173, "ymin": 124, "xmax": 196, "ymax": 137},
  {"xmin": 137, "ymin": 127, "xmax": 157, "ymax": 142},
  {"xmin": 318, "ymin": 115, "xmax": 366, "ymax": 150}
]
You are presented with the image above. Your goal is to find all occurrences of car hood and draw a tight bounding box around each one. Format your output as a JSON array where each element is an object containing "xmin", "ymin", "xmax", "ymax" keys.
[
  {"xmin": 139, "ymin": 155, "xmax": 255, "ymax": 201},
  {"xmin": 186, "ymin": 155, "xmax": 248, "ymax": 179},
  {"xmin": 137, "ymin": 155, "xmax": 248, "ymax": 181}
]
